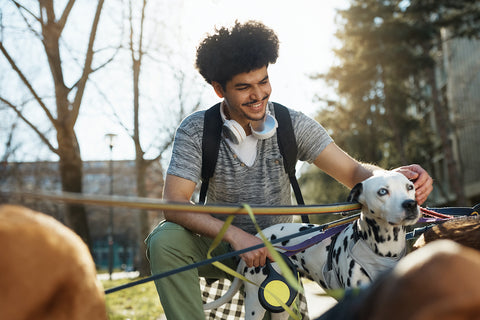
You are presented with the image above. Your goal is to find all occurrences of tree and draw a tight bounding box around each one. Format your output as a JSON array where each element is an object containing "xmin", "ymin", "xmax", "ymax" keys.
[
  {"xmin": 314, "ymin": 0, "xmax": 434, "ymax": 166},
  {"xmin": 310, "ymin": 0, "xmax": 479, "ymax": 205},
  {"xmin": 115, "ymin": 0, "xmax": 203, "ymax": 275},
  {"xmin": 403, "ymin": 0, "xmax": 480, "ymax": 205},
  {"xmin": 0, "ymin": 1, "xmax": 110, "ymax": 249}
]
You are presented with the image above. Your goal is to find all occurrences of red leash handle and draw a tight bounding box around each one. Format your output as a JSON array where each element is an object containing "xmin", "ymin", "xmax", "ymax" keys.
[{"xmin": 420, "ymin": 207, "xmax": 454, "ymax": 219}]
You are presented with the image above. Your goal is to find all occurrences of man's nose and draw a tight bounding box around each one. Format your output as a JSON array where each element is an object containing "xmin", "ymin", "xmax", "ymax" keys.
[{"xmin": 250, "ymin": 86, "xmax": 263, "ymax": 101}]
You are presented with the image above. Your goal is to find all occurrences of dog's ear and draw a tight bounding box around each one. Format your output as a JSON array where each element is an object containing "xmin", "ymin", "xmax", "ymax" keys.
[{"xmin": 348, "ymin": 183, "xmax": 363, "ymax": 203}]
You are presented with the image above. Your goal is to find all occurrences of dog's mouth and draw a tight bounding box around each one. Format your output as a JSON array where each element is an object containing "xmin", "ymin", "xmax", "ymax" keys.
[{"xmin": 387, "ymin": 208, "xmax": 420, "ymax": 226}]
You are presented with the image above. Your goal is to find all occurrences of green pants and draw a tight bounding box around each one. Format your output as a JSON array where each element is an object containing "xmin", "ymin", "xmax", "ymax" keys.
[{"xmin": 146, "ymin": 221, "xmax": 236, "ymax": 319}]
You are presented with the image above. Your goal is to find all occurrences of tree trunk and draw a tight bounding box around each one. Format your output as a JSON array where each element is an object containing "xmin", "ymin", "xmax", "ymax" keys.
[
  {"xmin": 135, "ymin": 158, "xmax": 151, "ymax": 276},
  {"xmin": 132, "ymin": 50, "xmax": 150, "ymax": 275},
  {"xmin": 57, "ymin": 126, "xmax": 92, "ymax": 250}
]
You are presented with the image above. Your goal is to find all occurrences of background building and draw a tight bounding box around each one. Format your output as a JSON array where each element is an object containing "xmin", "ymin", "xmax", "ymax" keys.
[
  {"xmin": 0, "ymin": 159, "xmax": 164, "ymax": 271},
  {"xmin": 430, "ymin": 32, "xmax": 480, "ymax": 205}
]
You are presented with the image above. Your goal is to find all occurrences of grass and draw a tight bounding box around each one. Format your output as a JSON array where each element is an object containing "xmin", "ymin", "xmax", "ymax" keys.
[{"xmin": 102, "ymin": 278, "xmax": 164, "ymax": 320}]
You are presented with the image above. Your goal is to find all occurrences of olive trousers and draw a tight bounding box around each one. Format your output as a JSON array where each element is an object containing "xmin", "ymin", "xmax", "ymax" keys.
[{"xmin": 146, "ymin": 221, "xmax": 237, "ymax": 319}]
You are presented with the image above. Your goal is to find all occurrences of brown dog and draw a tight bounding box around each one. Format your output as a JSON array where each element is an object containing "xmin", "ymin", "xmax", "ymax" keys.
[
  {"xmin": 319, "ymin": 240, "xmax": 480, "ymax": 320},
  {"xmin": 0, "ymin": 205, "xmax": 107, "ymax": 320},
  {"xmin": 414, "ymin": 215, "xmax": 480, "ymax": 250}
]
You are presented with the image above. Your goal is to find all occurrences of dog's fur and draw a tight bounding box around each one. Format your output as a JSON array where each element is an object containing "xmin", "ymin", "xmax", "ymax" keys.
[
  {"xmin": 205, "ymin": 171, "xmax": 420, "ymax": 319},
  {"xmin": 0, "ymin": 205, "xmax": 107, "ymax": 320}
]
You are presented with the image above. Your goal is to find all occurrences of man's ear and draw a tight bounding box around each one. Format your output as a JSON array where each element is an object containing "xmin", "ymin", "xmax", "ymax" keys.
[
  {"xmin": 348, "ymin": 183, "xmax": 363, "ymax": 203},
  {"xmin": 212, "ymin": 81, "xmax": 224, "ymax": 98}
]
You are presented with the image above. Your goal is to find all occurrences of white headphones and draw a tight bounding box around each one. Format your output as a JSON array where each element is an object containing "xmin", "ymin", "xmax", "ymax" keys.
[{"xmin": 220, "ymin": 102, "xmax": 278, "ymax": 144}]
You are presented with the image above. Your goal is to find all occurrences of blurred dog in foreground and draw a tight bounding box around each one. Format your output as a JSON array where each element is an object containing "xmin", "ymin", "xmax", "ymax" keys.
[
  {"xmin": 319, "ymin": 240, "xmax": 480, "ymax": 320},
  {"xmin": 414, "ymin": 215, "xmax": 480, "ymax": 251},
  {"xmin": 0, "ymin": 205, "xmax": 107, "ymax": 320}
]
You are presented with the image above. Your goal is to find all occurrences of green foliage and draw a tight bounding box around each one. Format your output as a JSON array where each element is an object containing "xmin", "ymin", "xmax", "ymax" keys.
[
  {"xmin": 103, "ymin": 278, "xmax": 164, "ymax": 320},
  {"xmin": 303, "ymin": 0, "xmax": 480, "ymax": 203}
]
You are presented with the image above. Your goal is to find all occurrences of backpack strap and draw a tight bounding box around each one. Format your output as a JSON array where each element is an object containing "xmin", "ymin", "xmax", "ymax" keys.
[
  {"xmin": 273, "ymin": 103, "xmax": 308, "ymax": 223},
  {"xmin": 199, "ymin": 103, "xmax": 222, "ymax": 204}
]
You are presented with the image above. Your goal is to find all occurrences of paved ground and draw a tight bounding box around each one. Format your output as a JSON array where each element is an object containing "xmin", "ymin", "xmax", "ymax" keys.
[{"xmin": 303, "ymin": 280, "xmax": 337, "ymax": 319}]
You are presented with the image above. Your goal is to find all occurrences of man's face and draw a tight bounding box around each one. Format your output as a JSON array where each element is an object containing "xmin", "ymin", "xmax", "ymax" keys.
[{"xmin": 213, "ymin": 66, "xmax": 272, "ymax": 133}]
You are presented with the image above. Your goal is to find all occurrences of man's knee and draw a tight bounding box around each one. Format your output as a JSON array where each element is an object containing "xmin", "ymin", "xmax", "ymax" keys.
[{"xmin": 146, "ymin": 222, "xmax": 198, "ymax": 268}]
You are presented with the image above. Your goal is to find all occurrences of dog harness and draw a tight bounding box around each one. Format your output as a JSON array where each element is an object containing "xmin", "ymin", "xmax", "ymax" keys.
[{"xmin": 322, "ymin": 220, "xmax": 406, "ymax": 290}]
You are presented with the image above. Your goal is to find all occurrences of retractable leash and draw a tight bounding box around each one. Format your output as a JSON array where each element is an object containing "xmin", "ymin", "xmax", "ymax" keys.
[{"xmin": 258, "ymin": 252, "xmax": 300, "ymax": 313}]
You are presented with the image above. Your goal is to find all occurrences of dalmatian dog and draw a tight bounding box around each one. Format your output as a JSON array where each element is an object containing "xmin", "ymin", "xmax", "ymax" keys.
[{"xmin": 204, "ymin": 170, "xmax": 420, "ymax": 320}]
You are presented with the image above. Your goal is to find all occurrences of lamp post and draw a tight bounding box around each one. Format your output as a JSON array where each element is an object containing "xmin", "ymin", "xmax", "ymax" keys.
[{"xmin": 105, "ymin": 133, "xmax": 117, "ymax": 280}]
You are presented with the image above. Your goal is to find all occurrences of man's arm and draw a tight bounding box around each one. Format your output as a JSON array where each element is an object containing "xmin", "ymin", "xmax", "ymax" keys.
[
  {"xmin": 313, "ymin": 143, "xmax": 379, "ymax": 189},
  {"xmin": 313, "ymin": 143, "xmax": 433, "ymax": 205},
  {"xmin": 163, "ymin": 174, "xmax": 273, "ymax": 267}
]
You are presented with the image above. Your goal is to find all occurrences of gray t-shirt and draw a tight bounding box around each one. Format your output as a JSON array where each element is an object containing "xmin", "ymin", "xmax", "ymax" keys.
[{"xmin": 167, "ymin": 101, "xmax": 333, "ymax": 234}]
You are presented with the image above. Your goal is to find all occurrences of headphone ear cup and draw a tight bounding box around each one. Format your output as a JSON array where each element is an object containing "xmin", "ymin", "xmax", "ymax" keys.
[
  {"xmin": 222, "ymin": 120, "xmax": 246, "ymax": 144},
  {"xmin": 251, "ymin": 114, "xmax": 278, "ymax": 140}
]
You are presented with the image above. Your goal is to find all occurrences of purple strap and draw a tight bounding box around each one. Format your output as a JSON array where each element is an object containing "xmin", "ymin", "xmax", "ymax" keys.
[
  {"xmin": 276, "ymin": 224, "xmax": 350, "ymax": 257},
  {"xmin": 276, "ymin": 217, "xmax": 450, "ymax": 258}
]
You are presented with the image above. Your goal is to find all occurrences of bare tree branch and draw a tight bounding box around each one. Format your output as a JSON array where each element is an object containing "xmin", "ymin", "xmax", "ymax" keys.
[
  {"xmin": 0, "ymin": 96, "xmax": 58, "ymax": 154},
  {"xmin": 57, "ymin": 0, "xmax": 76, "ymax": 30},
  {"xmin": 70, "ymin": 0, "xmax": 105, "ymax": 127},
  {"xmin": 11, "ymin": 0, "xmax": 41, "ymax": 22},
  {"xmin": 0, "ymin": 41, "xmax": 58, "ymax": 126},
  {"xmin": 11, "ymin": 0, "xmax": 42, "ymax": 39},
  {"xmin": 90, "ymin": 44, "xmax": 122, "ymax": 73},
  {"xmin": 88, "ymin": 77, "xmax": 133, "ymax": 138}
]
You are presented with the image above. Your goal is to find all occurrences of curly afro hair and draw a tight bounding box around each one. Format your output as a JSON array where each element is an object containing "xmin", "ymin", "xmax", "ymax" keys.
[{"xmin": 195, "ymin": 20, "xmax": 279, "ymax": 89}]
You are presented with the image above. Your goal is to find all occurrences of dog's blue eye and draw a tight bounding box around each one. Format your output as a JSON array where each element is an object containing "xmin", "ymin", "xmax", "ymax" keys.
[
  {"xmin": 377, "ymin": 188, "xmax": 388, "ymax": 196},
  {"xmin": 407, "ymin": 184, "xmax": 414, "ymax": 191}
]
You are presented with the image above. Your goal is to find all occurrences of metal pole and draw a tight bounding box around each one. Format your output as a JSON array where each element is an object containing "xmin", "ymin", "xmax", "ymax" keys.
[{"xmin": 105, "ymin": 133, "xmax": 116, "ymax": 280}]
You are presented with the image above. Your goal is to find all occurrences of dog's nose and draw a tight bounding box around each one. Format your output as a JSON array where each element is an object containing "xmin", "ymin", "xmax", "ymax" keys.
[
  {"xmin": 403, "ymin": 200, "xmax": 418, "ymax": 219},
  {"xmin": 402, "ymin": 200, "xmax": 417, "ymax": 210}
]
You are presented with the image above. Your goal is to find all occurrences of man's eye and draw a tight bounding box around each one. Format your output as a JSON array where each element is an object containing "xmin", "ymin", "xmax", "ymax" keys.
[{"xmin": 377, "ymin": 188, "xmax": 388, "ymax": 196}]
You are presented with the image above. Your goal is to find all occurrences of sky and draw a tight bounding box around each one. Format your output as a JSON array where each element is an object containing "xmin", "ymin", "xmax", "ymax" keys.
[
  {"xmin": 83, "ymin": 0, "xmax": 348, "ymax": 162},
  {"xmin": 1, "ymin": 0, "xmax": 349, "ymax": 163}
]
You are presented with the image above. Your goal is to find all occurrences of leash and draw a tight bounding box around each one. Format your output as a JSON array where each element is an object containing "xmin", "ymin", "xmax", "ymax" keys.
[
  {"xmin": 104, "ymin": 213, "xmax": 359, "ymax": 295},
  {"xmin": 8, "ymin": 190, "xmax": 361, "ymax": 215},
  {"xmin": 407, "ymin": 206, "xmax": 479, "ymax": 240},
  {"xmin": 422, "ymin": 205, "xmax": 479, "ymax": 217},
  {"xmin": 276, "ymin": 216, "xmax": 358, "ymax": 257},
  {"xmin": 104, "ymin": 204, "xmax": 475, "ymax": 295}
]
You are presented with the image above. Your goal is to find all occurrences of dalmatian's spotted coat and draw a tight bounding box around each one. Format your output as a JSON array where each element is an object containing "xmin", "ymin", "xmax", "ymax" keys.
[{"xmin": 204, "ymin": 171, "xmax": 420, "ymax": 320}]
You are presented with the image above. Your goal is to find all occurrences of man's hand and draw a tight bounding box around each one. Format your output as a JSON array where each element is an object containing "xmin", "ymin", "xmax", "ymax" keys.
[
  {"xmin": 228, "ymin": 231, "xmax": 274, "ymax": 268},
  {"xmin": 393, "ymin": 164, "xmax": 433, "ymax": 205}
]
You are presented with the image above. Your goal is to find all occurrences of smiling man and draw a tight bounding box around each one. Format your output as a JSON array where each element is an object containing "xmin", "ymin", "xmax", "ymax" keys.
[{"xmin": 146, "ymin": 20, "xmax": 433, "ymax": 319}]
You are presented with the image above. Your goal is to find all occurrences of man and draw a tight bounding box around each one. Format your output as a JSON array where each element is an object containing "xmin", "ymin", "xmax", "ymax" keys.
[{"xmin": 146, "ymin": 20, "xmax": 433, "ymax": 319}]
